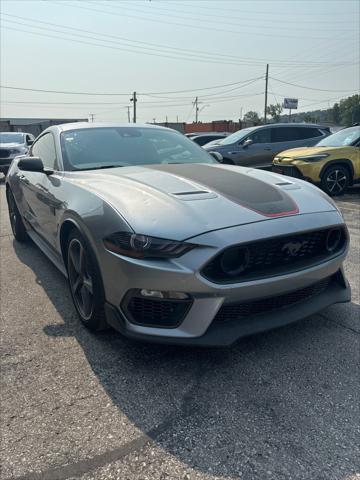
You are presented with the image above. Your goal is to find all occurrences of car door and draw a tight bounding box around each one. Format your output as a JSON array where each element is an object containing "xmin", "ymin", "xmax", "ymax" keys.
[
  {"xmin": 227, "ymin": 128, "xmax": 272, "ymax": 168},
  {"xmin": 18, "ymin": 132, "xmax": 62, "ymax": 247},
  {"xmin": 270, "ymin": 126, "xmax": 304, "ymax": 157}
]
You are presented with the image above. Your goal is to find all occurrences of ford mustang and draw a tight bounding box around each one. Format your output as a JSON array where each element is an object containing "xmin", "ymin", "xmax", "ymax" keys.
[{"xmin": 5, "ymin": 123, "xmax": 351, "ymax": 346}]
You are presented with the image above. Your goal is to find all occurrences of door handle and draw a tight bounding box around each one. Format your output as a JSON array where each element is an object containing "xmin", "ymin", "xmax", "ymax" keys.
[
  {"xmin": 264, "ymin": 147, "xmax": 272, "ymax": 151},
  {"xmin": 228, "ymin": 151, "xmax": 238, "ymax": 155}
]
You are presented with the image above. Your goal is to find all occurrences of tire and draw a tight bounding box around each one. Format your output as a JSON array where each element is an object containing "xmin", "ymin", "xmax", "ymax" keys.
[
  {"xmin": 66, "ymin": 230, "xmax": 108, "ymax": 331},
  {"xmin": 321, "ymin": 165, "xmax": 350, "ymax": 196},
  {"xmin": 6, "ymin": 188, "xmax": 29, "ymax": 242}
]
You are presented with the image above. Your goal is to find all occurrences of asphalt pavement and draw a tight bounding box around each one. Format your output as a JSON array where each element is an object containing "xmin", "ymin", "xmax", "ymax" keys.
[{"xmin": 0, "ymin": 179, "xmax": 359, "ymax": 480}]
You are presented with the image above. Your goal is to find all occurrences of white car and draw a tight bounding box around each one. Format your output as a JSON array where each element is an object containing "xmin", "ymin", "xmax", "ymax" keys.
[{"xmin": 0, "ymin": 132, "xmax": 35, "ymax": 175}]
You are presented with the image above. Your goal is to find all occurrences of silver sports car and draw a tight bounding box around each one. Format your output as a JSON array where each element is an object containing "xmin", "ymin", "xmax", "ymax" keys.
[{"xmin": 6, "ymin": 123, "xmax": 351, "ymax": 346}]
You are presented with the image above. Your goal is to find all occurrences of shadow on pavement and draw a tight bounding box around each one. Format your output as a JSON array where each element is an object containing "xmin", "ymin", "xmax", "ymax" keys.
[{"xmin": 13, "ymin": 239, "xmax": 359, "ymax": 479}]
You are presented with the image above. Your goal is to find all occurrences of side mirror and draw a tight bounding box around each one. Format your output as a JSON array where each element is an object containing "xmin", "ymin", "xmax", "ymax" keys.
[
  {"xmin": 27, "ymin": 139, "xmax": 34, "ymax": 146},
  {"xmin": 18, "ymin": 157, "xmax": 53, "ymax": 175},
  {"xmin": 209, "ymin": 151, "xmax": 223, "ymax": 163},
  {"xmin": 242, "ymin": 138, "xmax": 253, "ymax": 148}
]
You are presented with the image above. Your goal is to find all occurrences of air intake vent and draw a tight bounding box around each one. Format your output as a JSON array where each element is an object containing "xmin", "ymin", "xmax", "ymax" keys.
[{"xmin": 173, "ymin": 190, "xmax": 209, "ymax": 196}]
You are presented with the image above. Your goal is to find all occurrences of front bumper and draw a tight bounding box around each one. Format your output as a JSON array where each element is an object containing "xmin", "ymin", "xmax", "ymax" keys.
[
  {"xmin": 98, "ymin": 211, "xmax": 350, "ymax": 346},
  {"xmin": 272, "ymin": 164, "xmax": 304, "ymax": 178},
  {"xmin": 272, "ymin": 162, "xmax": 322, "ymax": 183},
  {"xmin": 105, "ymin": 270, "xmax": 350, "ymax": 346}
]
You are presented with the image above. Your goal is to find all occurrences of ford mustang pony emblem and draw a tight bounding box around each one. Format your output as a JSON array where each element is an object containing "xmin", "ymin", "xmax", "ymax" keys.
[{"xmin": 281, "ymin": 241, "xmax": 304, "ymax": 256}]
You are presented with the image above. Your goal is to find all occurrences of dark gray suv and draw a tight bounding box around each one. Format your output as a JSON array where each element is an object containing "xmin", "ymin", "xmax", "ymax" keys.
[{"xmin": 203, "ymin": 123, "xmax": 330, "ymax": 169}]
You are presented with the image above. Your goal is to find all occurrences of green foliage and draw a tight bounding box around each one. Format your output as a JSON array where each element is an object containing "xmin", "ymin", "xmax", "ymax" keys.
[
  {"xmin": 266, "ymin": 103, "xmax": 283, "ymax": 122},
  {"xmin": 243, "ymin": 111, "xmax": 261, "ymax": 125},
  {"xmin": 279, "ymin": 94, "xmax": 359, "ymax": 126},
  {"xmin": 338, "ymin": 95, "xmax": 360, "ymax": 126}
]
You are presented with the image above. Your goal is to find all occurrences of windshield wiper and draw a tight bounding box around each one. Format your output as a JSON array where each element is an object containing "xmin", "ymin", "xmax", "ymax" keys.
[{"xmin": 81, "ymin": 164, "xmax": 125, "ymax": 171}]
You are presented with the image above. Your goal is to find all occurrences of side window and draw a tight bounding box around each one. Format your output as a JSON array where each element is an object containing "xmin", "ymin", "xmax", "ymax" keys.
[
  {"xmin": 271, "ymin": 127, "xmax": 300, "ymax": 143},
  {"xmin": 297, "ymin": 127, "xmax": 323, "ymax": 139},
  {"xmin": 248, "ymin": 129, "xmax": 271, "ymax": 144},
  {"xmin": 32, "ymin": 133, "xmax": 57, "ymax": 169},
  {"xmin": 196, "ymin": 136, "xmax": 212, "ymax": 146}
]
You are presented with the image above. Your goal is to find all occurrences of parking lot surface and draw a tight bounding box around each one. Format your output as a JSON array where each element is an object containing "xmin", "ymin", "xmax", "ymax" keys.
[{"xmin": 0, "ymin": 180, "xmax": 359, "ymax": 480}]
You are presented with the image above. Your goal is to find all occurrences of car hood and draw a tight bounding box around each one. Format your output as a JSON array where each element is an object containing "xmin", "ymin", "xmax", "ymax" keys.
[
  {"xmin": 65, "ymin": 163, "xmax": 337, "ymax": 240},
  {"xmin": 275, "ymin": 146, "xmax": 349, "ymax": 158}
]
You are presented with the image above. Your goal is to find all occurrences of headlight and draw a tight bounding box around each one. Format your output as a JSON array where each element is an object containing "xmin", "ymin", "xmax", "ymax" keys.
[
  {"xmin": 103, "ymin": 232, "xmax": 196, "ymax": 259},
  {"xmin": 294, "ymin": 154, "xmax": 329, "ymax": 162}
]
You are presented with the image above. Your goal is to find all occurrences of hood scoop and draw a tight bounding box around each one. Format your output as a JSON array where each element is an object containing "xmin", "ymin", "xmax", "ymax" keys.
[{"xmin": 171, "ymin": 190, "xmax": 218, "ymax": 201}]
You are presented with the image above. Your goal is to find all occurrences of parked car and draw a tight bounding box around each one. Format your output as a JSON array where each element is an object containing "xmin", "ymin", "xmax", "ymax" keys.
[
  {"xmin": 203, "ymin": 123, "xmax": 331, "ymax": 169},
  {"xmin": 190, "ymin": 133, "xmax": 230, "ymax": 146},
  {"xmin": 272, "ymin": 126, "xmax": 360, "ymax": 196},
  {"xmin": 0, "ymin": 132, "xmax": 35, "ymax": 176},
  {"xmin": 6, "ymin": 123, "xmax": 350, "ymax": 346}
]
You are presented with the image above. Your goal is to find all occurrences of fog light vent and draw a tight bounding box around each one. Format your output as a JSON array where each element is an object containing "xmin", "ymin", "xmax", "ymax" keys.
[{"xmin": 122, "ymin": 289, "xmax": 192, "ymax": 328}]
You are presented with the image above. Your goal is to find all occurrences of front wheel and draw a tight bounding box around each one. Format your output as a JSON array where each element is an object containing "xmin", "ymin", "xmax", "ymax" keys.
[
  {"xmin": 321, "ymin": 165, "xmax": 349, "ymax": 196},
  {"xmin": 67, "ymin": 230, "xmax": 108, "ymax": 331},
  {"xmin": 6, "ymin": 189, "xmax": 28, "ymax": 242}
]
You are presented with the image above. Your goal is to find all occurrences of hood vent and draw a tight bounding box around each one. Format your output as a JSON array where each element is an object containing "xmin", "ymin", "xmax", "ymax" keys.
[
  {"xmin": 173, "ymin": 190, "xmax": 209, "ymax": 196},
  {"xmin": 171, "ymin": 190, "xmax": 217, "ymax": 201}
]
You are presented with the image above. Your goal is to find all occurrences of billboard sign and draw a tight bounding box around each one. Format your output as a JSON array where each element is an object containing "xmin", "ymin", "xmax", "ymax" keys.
[{"xmin": 283, "ymin": 98, "xmax": 298, "ymax": 109}]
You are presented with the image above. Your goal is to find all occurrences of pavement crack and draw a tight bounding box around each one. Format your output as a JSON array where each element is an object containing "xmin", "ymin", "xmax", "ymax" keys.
[{"xmin": 2, "ymin": 364, "xmax": 209, "ymax": 480}]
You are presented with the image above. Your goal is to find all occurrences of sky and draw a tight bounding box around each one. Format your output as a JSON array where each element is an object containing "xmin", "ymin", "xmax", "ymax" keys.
[{"xmin": 0, "ymin": 0, "xmax": 359, "ymax": 124}]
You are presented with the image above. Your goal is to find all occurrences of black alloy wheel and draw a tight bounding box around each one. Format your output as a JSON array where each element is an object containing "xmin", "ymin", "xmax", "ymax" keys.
[
  {"xmin": 67, "ymin": 231, "xmax": 107, "ymax": 331},
  {"xmin": 6, "ymin": 189, "xmax": 28, "ymax": 242},
  {"xmin": 321, "ymin": 165, "xmax": 349, "ymax": 196}
]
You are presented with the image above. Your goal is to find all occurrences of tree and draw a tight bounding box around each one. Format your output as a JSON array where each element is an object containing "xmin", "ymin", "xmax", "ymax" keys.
[
  {"xmin": 339, "ymin": 95, "xmax": 360, "ymax": 126},
  {"xmin": 243, "ymin": 111, "xmax": 261, "ymax": 126},
  {"xmin": 331, "ymin": 103, "xmax": 341, "ymax": 124},
  {"xmin": 266, "ymin": 103, "xmax": 283, "ymax": 122}
]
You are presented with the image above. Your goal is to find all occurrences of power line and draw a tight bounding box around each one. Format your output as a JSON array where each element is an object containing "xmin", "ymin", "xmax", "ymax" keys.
[
  {"xmin": 92, "ymin": 1, "xmax": 360, "ymax": 31},
  {"xmin": 0, "ymin": 23, "xmax": 269, "ymax": 68},
  {"xmin": 270, "ymin": 77, "xmax": 359, "ymax": 93},
  {"xmin": 3, "ymin": 13, "xmax": 354, "ymax": 67},
  {"xmin": 103, "ymin": 1, "xmax": 359, "ymax": 24},
  {"xmin": 0, "ymin": 76, "xmax": 263, "ymax": 97},
  {"xmin": 169, "ymin": 1, "xmax": 359, "ymax": 17},
  {"xmin": 51, "ymin": 1, "xmax": 349, "ymax": 41}
]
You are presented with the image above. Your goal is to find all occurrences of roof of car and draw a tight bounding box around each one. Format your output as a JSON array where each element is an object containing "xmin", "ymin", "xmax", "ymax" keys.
[
  {"xmin": 52, "ymin": 122, "xmax": 174, "ymax": 133},
  {"xmin": 254, "ymin": 123, "xmax": 327, "ymax": 129},
  {"xmin": 191, "ymin": 133, "xmax": 229, "ymax": 138}
]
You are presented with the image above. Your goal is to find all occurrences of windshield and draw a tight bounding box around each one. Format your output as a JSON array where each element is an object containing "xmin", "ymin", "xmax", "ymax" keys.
[
  {"xmin": 0, "ymin": 133, "xmax": 24, "ymax": 144},
  {"xmin": 316, "ymin": 126, "xmax": 360, "ymax": 147},
  {"xmin": 61, "ymin": 127, "xmax": 215, "ymax": 171},
  {"xmin": 214, "ymin": 127, "xmax": 257, "ymax": 146}
]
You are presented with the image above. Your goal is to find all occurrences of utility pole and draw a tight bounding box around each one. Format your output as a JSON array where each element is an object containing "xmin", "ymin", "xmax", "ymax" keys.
[
  {"xmin": 125, "ymin": 106, "xmax": 130, "ymax": 123},
  {"xmin": 193, "ymin": 96, "xmax": 199, "ymax": 123},
  {"xmin": 89, "ymin": 113, "xmax": 94, "ymax": 122},
  {"xmin": 152, "ymin": 118, "xmax": 156, "ymax": 124},
  {"xmin": 130, "ymin": 91, "xmax": 137, "ymax": 123},
  {"xmin": 264, "ymin": 63, "xmax": 269, "ymax": 125}
]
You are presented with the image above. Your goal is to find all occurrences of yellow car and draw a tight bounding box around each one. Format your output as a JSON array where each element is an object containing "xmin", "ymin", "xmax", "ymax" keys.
[{"xmin": 273, "ymin": 126, "xmax": 360, "ymax": 196}]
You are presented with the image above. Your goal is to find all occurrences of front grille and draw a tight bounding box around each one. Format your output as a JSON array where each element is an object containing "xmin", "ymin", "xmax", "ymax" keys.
[
  {"xmin": 201, "ymin": 227, "xmax": 347, "ymax": 284},
  {"xmin": 215, "ymin": 276, "xmax": 331, "ymax": 323},
  {"xmin": 0, "ymin": 149, "xmax": 10, "ymax": 159},
  {"xmin": 122, "ymin": 291, "xmax": 192, "ymax": 328},
  {"xmin": 272, "ymin": 165, "xmax": 303, "ymax": 179}
]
